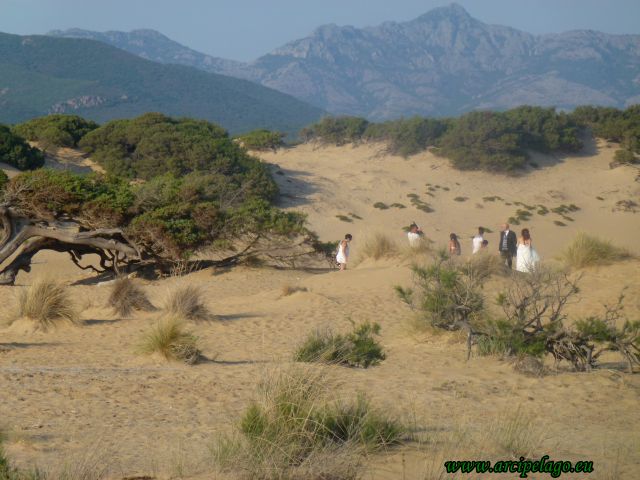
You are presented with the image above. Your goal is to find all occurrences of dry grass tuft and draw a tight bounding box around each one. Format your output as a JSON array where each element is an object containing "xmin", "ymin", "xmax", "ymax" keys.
[
  {"xmin": 465, "ymin": 251, "xmax": 507, "ymax": 280},
  {"xmin": 212, "ymin": 367, "xmax": 403, "ymax": 479},
  {"xmin": 108, "ymin": 277, "xmax": 155, "ymax": 317},
  {"xmin": 562, "ymin": 232, "xmax": 633, "ymax": 269},
  {"xmin": 139, "ymin": 316, "xmax": 202, "ymax": 365},
  {"xmin": 15, "ymin": 278, "xmax": 79, "ymax": 329},
  {"xmin": 280, "ymin": 284, "xmax": 308, "ymax": 297},
  {"xmin": 163, "ymin": 284, "xmax": 211, "ymax": 321},
  {"xmin": 485, "ymin": 407, "xmax": 547, "ymax": 458},
  {"xmin": 359, "ymin": 233, "xmax": 399, "ymax": 261}
]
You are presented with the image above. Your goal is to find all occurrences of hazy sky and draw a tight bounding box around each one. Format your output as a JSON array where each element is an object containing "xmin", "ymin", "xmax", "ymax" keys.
[{"xmin": 1, "ymin": 0, "xmax": 639, "ymax": 61}]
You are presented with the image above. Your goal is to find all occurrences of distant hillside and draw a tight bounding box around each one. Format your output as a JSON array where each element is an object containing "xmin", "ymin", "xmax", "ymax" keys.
[
  {"xmin": 0, "ymin": 32, "xmax": 323, "ymax": 134},
  {"xmin": 51, "ymin": 4, "xmax": 640, "ymax": 120},
  {"xmin": 47, "ymin": 28, "xmax": 255, "ymax": 79}
]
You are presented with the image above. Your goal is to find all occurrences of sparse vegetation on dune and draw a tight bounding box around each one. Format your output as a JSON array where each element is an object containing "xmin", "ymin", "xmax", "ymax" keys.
[
  {"xmin": 281, "ymin": 284, "xmax": 308, "ymax": 297},
  {"xmin": 163, "ymin": 284, "xmax": 212, "ymax": 322},
  {"xmin": 139, "ymin": 316, "xmax": 201, "ymax": 365},
  {"xmin": 397, "ymin": 254, "xmax": 640, "ymax": 372},
  {"xmin": 562, "ymin": 233, "xmax": 633, "ymax": 269},
  {"xmin": 359, "ymin": 233, "xmax": 399, "ymax": 261},
  {"xmin": 212, "ymin": 368, "xmax": 403, "ymax": 479},
  {"xmin": 295, "ymin": 321, "xmax": 386, "ymax": 368},
  {"xmin": 15, "ymin": 278, "xmax": 79, "ymax": 329},
  {"xmin": 108, "ymin": 276, "xmax": 154, "ymax": 318}
]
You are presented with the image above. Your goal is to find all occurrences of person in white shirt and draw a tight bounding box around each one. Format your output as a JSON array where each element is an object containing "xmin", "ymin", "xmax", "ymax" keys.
[
  {"xmin": 472, "ymin": 227, "xmax": 485, "ymax": 254},
  {"xmin": 407, "ymin": 223, "xmax": 424, "ymax": 247}
]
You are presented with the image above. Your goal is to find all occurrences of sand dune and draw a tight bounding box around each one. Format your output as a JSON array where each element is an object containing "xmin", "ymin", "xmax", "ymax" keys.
[{"xmin": 1, "ymin": 141, "xmax": 639, "ymax": 478}]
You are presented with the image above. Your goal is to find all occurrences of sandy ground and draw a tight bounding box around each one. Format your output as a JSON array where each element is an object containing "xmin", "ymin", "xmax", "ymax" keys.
[{"xmin": 1, "ymin": 141, "xmax": 639, "ymax": 479}]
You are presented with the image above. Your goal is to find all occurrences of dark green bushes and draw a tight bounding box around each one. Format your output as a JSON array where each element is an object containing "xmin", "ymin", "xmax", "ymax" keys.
[
  {"xmin": 300, "ymin": 116, "xmax": 369, "ymax": 145},
  {"xmin": 301, "ymin": 106, "xmax": 585, "ymax": 171},
  {"xmin": 572, "ymin": 105, "xmax": 640, "ymax": 167},
  {"xmin": 79, "ymin": 113, "xmax": 270, "ymax": 181},
  {"xmin": 4, "ymin": 168, "xmax": 305, "ymax": 261},
  {"xmin": 235, "ymin": 129, "xmax": 286, "ymax": 151},
  {"xmin": 364, "ymin": 116, "xmax": 450, "ymax": 156},
  {"xmin": 0, "ymin": 170, "xmax": 8, "ymax": 191},
  {"xmin": 13, "ymin": 114, "xmax": 98, "ymax": 148},
  {"xmin": 295, "ymin": 321, "xmax": 386, "ymax": 368},
  {"xmin": 0, "ymin": 125, "xmax": 44, "ymax": 170}
]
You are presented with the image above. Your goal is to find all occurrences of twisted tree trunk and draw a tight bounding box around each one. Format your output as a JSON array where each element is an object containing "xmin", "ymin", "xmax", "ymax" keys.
[{"xmin": 0, "ymin": 205, "xmax": 141, "ymax": 285}]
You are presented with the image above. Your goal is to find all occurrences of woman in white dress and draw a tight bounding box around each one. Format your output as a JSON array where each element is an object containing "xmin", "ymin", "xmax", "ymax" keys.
[
  {"xmin": 336, "ymin": 234, "xmax": 352, "ymax": 271},
  {"xmin": 516, "ymin": 228, "xmax": 540, "ymax": 273}
]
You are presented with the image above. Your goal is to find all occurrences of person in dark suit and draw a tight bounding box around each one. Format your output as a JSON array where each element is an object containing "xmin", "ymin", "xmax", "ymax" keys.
[{"xmin": 498, "ymin": 223, "xmax": 518, "ymax": 268}]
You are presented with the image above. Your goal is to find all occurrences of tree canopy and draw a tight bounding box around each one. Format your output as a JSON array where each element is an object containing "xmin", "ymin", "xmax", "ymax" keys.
[
  {"xmin": 13, "ymin": 114, "xmax": 99, "ymax": 149},
  {"xmin": 300, "ymin": 106, "xmax": 587, "ymax": 171},
  {"xmin": 235, "ymin": 129, "xmax": 286, "ymax": 152},
  {"xmin": 78, "ymin": 113, "xmax": 277, "ymax": 182},
  {"xmin": 0, "ymin": 124, "xmax": 45, "ymax": 170}
]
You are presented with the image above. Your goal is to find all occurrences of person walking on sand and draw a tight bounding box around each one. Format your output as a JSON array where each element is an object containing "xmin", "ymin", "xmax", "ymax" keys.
[
  {"xmin": 516, "ymin": 228, "xmax": 540, "ymax": 273},
  {"xmin": 449, "ymin": 233, "xmax": 461, "ymax": 256},
  {"xmin": 498, "ymin": 223, "xmax": 517, "ymax": 268},
  {"xmin": 472, "ymin": 227, "xmax": 485, "ymax": 254},
  {"xmin": 336, "ymin": 234, "xmax": 352, "ymax": 271}
]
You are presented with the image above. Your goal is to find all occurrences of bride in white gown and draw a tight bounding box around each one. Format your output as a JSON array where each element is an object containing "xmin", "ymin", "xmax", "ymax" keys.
[{"xmin": 516, "ymin": 228, "xmax": 540, "ymax": 273}]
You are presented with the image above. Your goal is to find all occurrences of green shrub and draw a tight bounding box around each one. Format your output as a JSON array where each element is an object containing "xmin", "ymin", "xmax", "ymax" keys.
[
  {"xmin": 213, "ymin": 368, "xmax": 403, "ymax": 479},
  {"xmin": 13, "ymin": 114, "xmax": 98, "ymax": 148},
  {"xmin": 571, "ymin": 105, "xmax": 640, "ymax": 154},
  {"xmin": 79, "ymin": 113, "xmax": 275, "ymax": 183},
  {"xmin": 396, "ymin": 253, "xmax": 484, "ymax": 331},
  {"xmin": 0, "ymin": 125, "xmax": 44, "ymax": 170},
  {"xmin": 373, "ymin": 202, "xmax": 389, "ymax": 210},
  {"xmin": 5, "ymin": 168, "xmax": 307, "ymax": 262},
  {"xmin": 0, "ymin": 170, "xmax": 8, "ymax": 191},
  {"xmin": 295, "ymin": 321, "xmax": 386, "ymax": 368},
  {"xmin": 363, "ymin": 116, "xmax": 449, "ymax": 157},
  {"xmin": 236, "ymin": 129, "xmax": 285, "ymax": 151},
  {"xmin": 611, "ymin": 149, "xmax": 638, "ymax": 168},
  {"xmin": 562, "ymin": 233, "xmax": 633, "ymax": 269},
  {"xmin": 300, "ymin": 116, "xmax": 369, "ymax": 145}
]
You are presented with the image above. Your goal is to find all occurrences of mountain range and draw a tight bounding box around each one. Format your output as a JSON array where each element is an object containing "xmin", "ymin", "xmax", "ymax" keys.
[
  {"xmin": 50, "ymin": 3, "xmax": 640, "ymax": 120},
  {"xmin": 0, "ymin": 32, "xmax": 323, "ymax": 133}
]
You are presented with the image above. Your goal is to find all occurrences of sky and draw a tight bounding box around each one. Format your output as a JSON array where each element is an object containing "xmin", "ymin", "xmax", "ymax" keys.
[{"xmin": 1, "ymin": 0, "xmax": 639, "ymax": 61}]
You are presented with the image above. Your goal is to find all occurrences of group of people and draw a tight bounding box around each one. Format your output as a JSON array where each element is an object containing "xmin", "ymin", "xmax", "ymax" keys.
[{"xmin": 335, "ymin": 222, "xmax": 540, "ymax": 273}]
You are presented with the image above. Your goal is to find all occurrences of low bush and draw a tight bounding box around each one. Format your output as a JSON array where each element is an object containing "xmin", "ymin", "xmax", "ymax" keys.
[
  {"xmin": 235, "ymin": 129, "xmax": 285, "ymax": 151},
  {"xmin": 108, "ymin": 277, "xmax": 154, "ymax": 317},
  {"xmin": 13, "ymin": 115, "xmax": 99, "ymax": 149},
  {"xmin": 466, "ymin": 252, "xmax": 506, "ymax": 282},
  {"xmin": 139, "ymin": 316, "xmax": 201, "ymax": 364},
  {"xmin": 281, "ymin": 284, "xmax": 308, "ymax": 297},
  {"xmin": 0, "ymin": 125, "xmax": 44, "ymax": 170},
  {"xmin": 16, "ymin": 278, "xmax": 79, "ymax": 329},
  {"xmin": 0, "ymin": 170, "xmax": 8, "ymax": 191},
  {"xmin": 396, "ymin": 253, "xmax": 485, "ymax": 332},
  {"xmin": 295, "ymin": 321, "xmax": 386, "ymax": 368},
  {"xmin": 212, "ymin": 368, "xmax": 403, "ymax": 479},
  {"xmin": 163, "ymin": 284, "xmax": 212, "ymax": 321},
  {"xmin": 561, "ymin": 233, "xmax": 633, "ymax": 269},
  {"xmin": 372, "ymin": 202, "xmax": 389, "ymax": 210}
]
